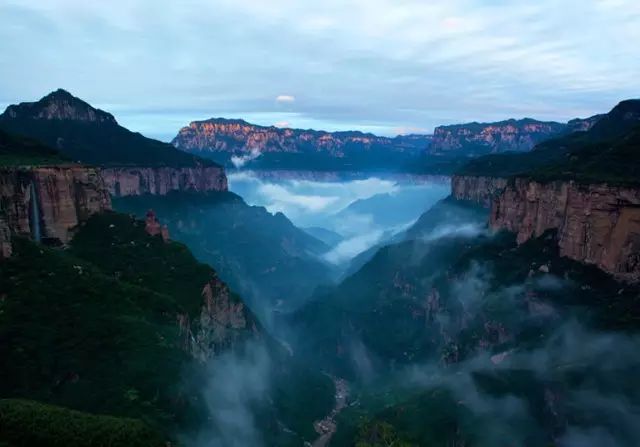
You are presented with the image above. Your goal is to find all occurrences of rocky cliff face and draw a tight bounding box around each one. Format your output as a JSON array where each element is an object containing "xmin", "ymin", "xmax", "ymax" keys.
[
  {"xmin": 100, "ymin": 166, "xmax": 227, "ymax": 197},
  {"xmin": 0, "ymin": 166, "xmax": 111, "ymax": 247},
  {"xmin": 451, "ymin": 175, "xmax": 508, "ymax": 207},
  {"xmin": 178, "ymin": 275, "xmax": 259, "ymax": 361},
  {"xmin": 491, "ymin": 179, "xmax": 640, "ymax": 281},
  {"xmin": 172, "ymin": 118, "xmax": 427, "ymax": 156},
  {"xmin": 430, "ymin": 119, "xmax": 567, "ymax": 156}
]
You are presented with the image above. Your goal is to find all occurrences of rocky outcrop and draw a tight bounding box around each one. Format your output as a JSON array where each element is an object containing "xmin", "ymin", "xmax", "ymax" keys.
[
  {"xmin": 451, "ymin": 175, "xmax": 508, "ymax": 207},
  {"xmin": 430, "ymin": 119, "xmax": 567, "ymax": 156},
  {"xmin": 491, "ymin": 179, "xmax": 640, "ymax": 282},
  {"xmin": 144, "ymin": 210, "xmax": 169, "ymax": 242},
  {"xmin": 178, "ymin": 275, "xmax": 259, "ymax": 361},
  {"xmin": 0, "ymin": 214, "xmax": 11, "ymax": 258},
  {"xmin": 172, "ymin": 118, "xmax": 428, "ymax": 157},
  {"xmin": 100, "ymin": 166, "xmax": 227, "ymax": 197},
  {"xmin": 0, "ymin": 166, "xmax": 111, "ymax": 244},
  {"xmin": 566, "ymin": 114, "xmax": 604, "ymax": 133}
]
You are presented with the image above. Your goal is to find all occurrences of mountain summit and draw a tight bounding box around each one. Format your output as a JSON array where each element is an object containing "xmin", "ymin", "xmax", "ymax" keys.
[
  {"xmin": 2, "ymin": 89, "xmax": 117, "ymax": 124},
  {"xmin": 0, "ymin": 90, "xmax": 216, "ymax": 167}
]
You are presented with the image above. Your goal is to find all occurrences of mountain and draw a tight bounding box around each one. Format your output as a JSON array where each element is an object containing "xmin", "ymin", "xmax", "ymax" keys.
[
  {"xmin": 0, "ymin": 89, "xmax": 213, "ymax": 168},
  {"xmin": 172, "ymin": 118, "xmax": 431, "ymax": 171},
  {"xmin": 429, "ymin": 116, "xmax": 602, "ymax": 157},
  {"xmin": 0, "ymin": 90, "xmax": 228, "ymax": 197}
]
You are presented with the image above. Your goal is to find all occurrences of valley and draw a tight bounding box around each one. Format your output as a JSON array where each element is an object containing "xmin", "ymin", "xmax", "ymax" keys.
[{"xmin": 0, "ymin": 89, "xmax": 639, "ymax": 447}]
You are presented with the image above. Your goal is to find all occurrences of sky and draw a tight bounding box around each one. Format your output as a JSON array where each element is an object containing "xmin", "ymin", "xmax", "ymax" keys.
[{"xmin": 1, "ymin": 0, "xmax": 639, "ymax": 141}]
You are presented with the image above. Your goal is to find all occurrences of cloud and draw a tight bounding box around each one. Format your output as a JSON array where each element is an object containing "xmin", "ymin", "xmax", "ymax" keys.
[
  {"xmin": 274, "ymin": 120, "xmax": 290, "ymax": 128},
  {"xmin": 3, "ymin": 0, "xmax": 639, "ymax": 138},
  {"xmin": 258, "ymin": 183, "xmax": 339, "ymax": 213},
  {"xmin": 230, "ymin": 147, "xmax": 262, "ymax": 168},
  {"xmin": 324, "ymin": 227, "xmax": 384, "ymax": 265},
  {"xmin": 275, "ymin": 95, "xmax": 296, "ymax": 104}
]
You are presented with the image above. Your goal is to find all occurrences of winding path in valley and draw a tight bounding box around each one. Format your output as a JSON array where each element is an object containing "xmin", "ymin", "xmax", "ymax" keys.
[{"xmin": 311, "ymin": 377, "xmax": 350, "ymax": 447}]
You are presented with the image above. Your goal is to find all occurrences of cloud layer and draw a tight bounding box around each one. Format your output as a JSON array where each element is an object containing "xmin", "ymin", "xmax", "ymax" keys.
[{"xmin": 1, "ymin": 0, "xmax": 638, "ymax": 139}]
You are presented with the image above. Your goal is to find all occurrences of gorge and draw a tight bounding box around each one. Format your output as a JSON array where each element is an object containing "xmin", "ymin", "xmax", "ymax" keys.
[{"xmin": 1, "ymin": 90, "xmax": 639, "ymax": 447}]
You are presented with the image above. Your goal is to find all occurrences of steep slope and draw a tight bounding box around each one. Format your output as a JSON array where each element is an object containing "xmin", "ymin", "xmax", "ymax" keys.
[
  {"xmin": 0, "ymin": 212, "xmax": 259, "ymax": 441},
  {"xmin": 0, "ymin": 90, "xmax": 227, "ymax": 197},
  {"xmin": 294, "ymin": 205, "xmax": 640, "ymax": 447},
  {"xmin": 112, "ymin": 191, "xmax": 334, "ymax": 313},
  {"xmin": 172, "ymin": 118, "xmax": 430, "ymax": 171},
  {"xmin": 1, "ymin": 208, "xmax": 335, "ymax": 446}
]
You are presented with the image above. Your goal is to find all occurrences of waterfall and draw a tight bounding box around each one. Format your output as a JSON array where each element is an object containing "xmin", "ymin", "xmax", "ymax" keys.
[{"xmin": 29, "ymin": 181, "xmax": 42, "ymax": 242}]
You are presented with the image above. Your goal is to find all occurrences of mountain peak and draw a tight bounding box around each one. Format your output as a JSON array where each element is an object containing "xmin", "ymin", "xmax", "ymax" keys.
[{"xmin": 1, "ymin": 89, "xmax": 117, "ymax": 124}]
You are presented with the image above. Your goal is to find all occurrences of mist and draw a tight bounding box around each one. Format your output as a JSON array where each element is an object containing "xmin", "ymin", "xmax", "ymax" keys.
[{"xmin": 228, "ymin": 170, "xmax": 450, "ymax": 266}]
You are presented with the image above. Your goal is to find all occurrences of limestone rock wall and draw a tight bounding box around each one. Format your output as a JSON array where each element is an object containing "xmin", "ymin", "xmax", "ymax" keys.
[
  {"xmin": 0, "ymin": 166, "xmax": 111, "ymax": 245},
  {"xmin": 491, "ymin": 178, "xmax": 640, "ymax": 281},
  {"xmin": 101, "ymin": 166, "xmax": 227, "ymax": 197},
  {"xmin": 451, "ymin": 175, "xmax": 508, "ymax": 207}
]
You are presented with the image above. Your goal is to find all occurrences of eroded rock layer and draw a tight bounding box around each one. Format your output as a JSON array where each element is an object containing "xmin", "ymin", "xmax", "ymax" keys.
[
  {"xmin": 451, "ymin": 175, "xmax": 508, "ymax": 207},
  {"xmin": 100, "ymin": 166, "xmax": 227, "ymax": 197},
  {"xmin": 491, "ymin": 179, "xmax": 640, "ymax": 281}
]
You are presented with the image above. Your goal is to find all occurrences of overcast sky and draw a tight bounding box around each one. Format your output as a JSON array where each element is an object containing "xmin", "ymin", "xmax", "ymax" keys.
[{"xmin": 1, "ymin": 0, "xmax": 639, "ymax": 140}]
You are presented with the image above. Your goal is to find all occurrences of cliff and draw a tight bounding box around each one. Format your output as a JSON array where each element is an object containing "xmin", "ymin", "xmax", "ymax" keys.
[
  {"xmin": 491, "ymin": 179, "xmax": 640, "ymax": 281},
  {"xmin": 100, "ymin": 165, "xmax": 227, "ymax": 197},
  {"xmin": 0, "ymin": 166, "xmax": 111, "ymax": 248},
  {"xmin": 451, "ymin": 175, "xmax": 508, "ymax": 207},
  {"xmin": 172, "ymin": 118, "xmax": 427, "ymax": 156},
  {"xmin": 430, "ymin": 119, "xmax": 568, "ymax": 156}
]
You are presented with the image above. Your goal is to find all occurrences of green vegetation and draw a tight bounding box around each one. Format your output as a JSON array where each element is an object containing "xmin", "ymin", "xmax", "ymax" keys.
[
  {"xmin": 0, "ymin": 209, "xmax": 334, "ymax": 445},
  {"xmin": 0, "ymin": 129, "xmax": 69, "ymax": 166},
  {"xmin": 318, "ymin": 223, "xmax": 640, "ymax": 446},
  {"xmin": 0, "ymin": 399, "xmax": 163, "ymax": 447},
  {"xmin": 0, "ymin": 212, "xmax": 231, "ymax": 438}
]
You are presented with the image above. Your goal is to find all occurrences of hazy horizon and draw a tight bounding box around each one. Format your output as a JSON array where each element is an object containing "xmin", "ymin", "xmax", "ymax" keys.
[{"xmin": 1, "ymin": 0, "xmax": 639, "ymax": 141}]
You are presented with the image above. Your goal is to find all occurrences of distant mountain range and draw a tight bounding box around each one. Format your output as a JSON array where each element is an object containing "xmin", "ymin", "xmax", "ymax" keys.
[
  {"xmin": 172, "ymin": 112, "xmax": 610, "ymax": 172},
  {"xmin": 457, "ymin": 99, "xmax": 640, "ymax": 183},
  {"xmin": 172, "ymin": 118, "xmax": 432, "ymax": 171},
  {"xmin": 429, "ymin": 115, "xmax": 602, "ymax": 157}
]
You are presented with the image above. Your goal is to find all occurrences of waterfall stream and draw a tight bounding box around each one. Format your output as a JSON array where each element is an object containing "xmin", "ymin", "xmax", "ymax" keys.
[{"xmin": 29, "ymin": 181, "xmax": 42, "ymax": 242}]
